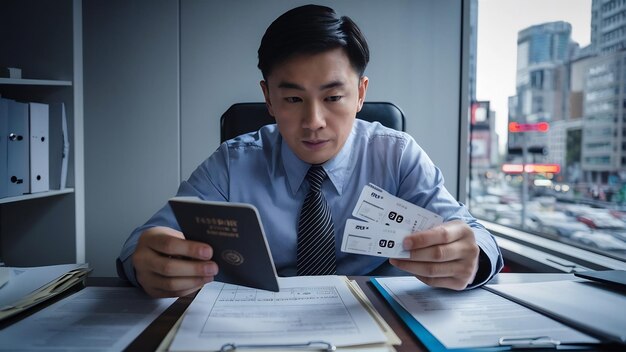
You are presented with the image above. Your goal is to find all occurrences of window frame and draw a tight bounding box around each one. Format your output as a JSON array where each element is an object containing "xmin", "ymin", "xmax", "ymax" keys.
[{"xmin": 460, "ymin": 0, "xmax": 626, "ymax": 272}]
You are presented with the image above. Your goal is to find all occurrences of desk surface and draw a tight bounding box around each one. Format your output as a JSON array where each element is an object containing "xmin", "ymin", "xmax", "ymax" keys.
[
  {"xmin": 82, "ymin": 273, "xmax": 586, "ymax": 352},
  {"xmin": 2, "ymin": 273, "xmax": 586, "ymax": 352}
]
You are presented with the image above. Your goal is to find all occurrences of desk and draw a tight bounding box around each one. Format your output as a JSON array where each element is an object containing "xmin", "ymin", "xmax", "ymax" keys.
[
  {"xmin": 121, "ymin": 274, "xmax": 580, "ymax": 351},
  {"xmin": 1, "ymin": 273, "xmax": 597, "ymax": 352}
]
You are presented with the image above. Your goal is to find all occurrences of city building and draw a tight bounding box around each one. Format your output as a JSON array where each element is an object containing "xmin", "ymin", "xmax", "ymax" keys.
[
  {"xmin": 470, "ymin": 101, "xmax": 498, "ymax": 169},
  {"xmin": 577, "ymin": 50, "xmax": 626, "ymax": 185},
  {"xmin": 547, "ymin": 118, "xmax": 583, "ymax": 183},
  {"xmin": 508, "ymin": 22, "xmax": 574, "ymax": 165},
  {"xmin": 591, "ymin": 0, "xmax": 626, "ymax": 53}
]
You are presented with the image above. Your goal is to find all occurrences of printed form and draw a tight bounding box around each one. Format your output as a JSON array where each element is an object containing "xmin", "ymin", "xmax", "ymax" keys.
[{"xmin": 169, "ymin": 276, "xmax": 388, "ymax": 351}]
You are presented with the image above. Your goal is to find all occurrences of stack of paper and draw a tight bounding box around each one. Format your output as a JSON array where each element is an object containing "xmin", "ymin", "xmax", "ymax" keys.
[
  {"xmin": 162, "ymin": 276, "xmax": 400, "ymax": 352},
  {"xmin": 0, "ymin": 286, "xmax": 175, "ymax": 351},
  {"xmin": 0, "ymin": 263, "xmax": 91, "ymax": 321}
]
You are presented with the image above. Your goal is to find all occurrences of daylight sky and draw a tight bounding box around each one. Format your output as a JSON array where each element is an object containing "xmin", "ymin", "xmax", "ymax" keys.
[{"xmin": 476, "ymin": 0, "xmax": 592, "ymax": 153}]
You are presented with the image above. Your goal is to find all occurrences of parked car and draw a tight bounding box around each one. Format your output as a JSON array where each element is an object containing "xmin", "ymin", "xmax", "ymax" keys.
[
  {"xmin": 570, "ymin": 231, "xmax": 626, "ymax": 252},
  {"xmin": 529, "ymin": 212, "xmax": 590, "ymax": 238},
  {"xmin": 575, "ymin": 212, "xmax": 626, "ymax": 230}
]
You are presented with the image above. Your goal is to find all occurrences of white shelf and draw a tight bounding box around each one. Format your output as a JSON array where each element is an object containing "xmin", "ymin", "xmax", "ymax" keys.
[
  {"xmin": 0, "ymin": 78, "xmax": 72, "ymax": 86},
  {"xmin": 0, "ymin": 189, "xmax": 74, "ymax": 204},
  {"xmin": 0, "ymin": 0, "xmax": 83, "ymax": 267}
]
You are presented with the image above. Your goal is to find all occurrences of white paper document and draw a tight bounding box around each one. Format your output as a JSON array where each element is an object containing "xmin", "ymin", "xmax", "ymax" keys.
[
  {"xmin": 0, "ymin": 263, "xmax": 89, "ymax": 310},
  {"xmin": 0, "ymin": 287, "xmax": 175, "ymax": 351},
  {"xmin": 169, "ymin": 276, "xmax": 388, "ymax": 351},
  {"xmin": 375, "ymin": 277, "xmax": 598, "ymax": 349}
]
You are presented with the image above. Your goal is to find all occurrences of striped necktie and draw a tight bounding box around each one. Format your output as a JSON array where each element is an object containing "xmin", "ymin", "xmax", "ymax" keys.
[{"xmin": 297, "ymin": 166, "xmax": 337, "ymax": 276}]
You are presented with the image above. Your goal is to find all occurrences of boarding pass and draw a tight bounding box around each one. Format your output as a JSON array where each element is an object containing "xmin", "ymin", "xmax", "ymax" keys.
[
  {"xmin": 341, "ymin": 183, "xmax": 443, "ymax": 258},
  {"xmin": 341, "ymin": 219, "xmax": 412, "ymax": 258},
  {"xmin": 352, "ymin": 183, "xmax": 443, "ymax": 232}
]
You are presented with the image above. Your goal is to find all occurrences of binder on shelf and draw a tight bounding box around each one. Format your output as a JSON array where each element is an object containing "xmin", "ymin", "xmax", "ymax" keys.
[
  {"xmin": 0, "ymin": 98, "xmax": 9, "ymax": 198},
  {"xmin": 7, "ymin": 99, "xmax": 29, "ymax": 196},
  {"xmin": 29, "ymin": 102, "xmax": 49, "ymax": 193},
  {"xmin": 48, "ymin": 102, "xmax": 69, "ymax": 190}
]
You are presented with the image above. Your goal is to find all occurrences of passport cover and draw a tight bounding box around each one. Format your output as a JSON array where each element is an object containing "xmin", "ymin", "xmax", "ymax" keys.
[{"xmin": 169, "ymin": 197, "xmax": 279, "ymax": 292}]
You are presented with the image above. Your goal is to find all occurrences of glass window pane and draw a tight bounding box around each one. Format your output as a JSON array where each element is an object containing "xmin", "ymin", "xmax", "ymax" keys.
[{"xmin": 470, "ymin": 0, "xmax": 626, "ymax": 262}]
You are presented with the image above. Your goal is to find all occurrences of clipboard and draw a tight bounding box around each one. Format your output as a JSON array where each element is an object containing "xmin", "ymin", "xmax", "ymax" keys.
[
  {"xmin": 169, "ymin": 197, "xmax": 279, "ymax": 292},
  {"xmin": 165, "ymin": 276, "xmax": 395, "ymax": 352},
  {"xmin": 370, "ymin": 277, "xmax": 611, "ymax": 351},
  {"xmin": 371, "ymin": 278, "xmax": 450, "ymax": 351},
  {"xmin": 484, "ymin": 279, "xmax": 626, "ymax": 345}
]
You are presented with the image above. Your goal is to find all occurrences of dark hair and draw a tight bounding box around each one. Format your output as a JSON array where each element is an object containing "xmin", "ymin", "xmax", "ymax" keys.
[{"xmin": 258, "ymin": 4, "xmax": 369, "ymax": 80}]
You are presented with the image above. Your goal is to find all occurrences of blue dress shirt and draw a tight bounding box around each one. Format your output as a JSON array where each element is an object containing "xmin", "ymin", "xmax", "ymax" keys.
[{"xmin": 118, "ymin": 120, "xmax": 503, "ymax": 287}]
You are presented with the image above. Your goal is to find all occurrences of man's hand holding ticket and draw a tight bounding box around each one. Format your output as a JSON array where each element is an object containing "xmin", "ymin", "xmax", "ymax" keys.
[{"xmin": 341, "ymin": 184, "xmax": 443, "ymax": 259}]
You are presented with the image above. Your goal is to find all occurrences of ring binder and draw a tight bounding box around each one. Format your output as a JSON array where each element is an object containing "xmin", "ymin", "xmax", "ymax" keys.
[
  {"xmin": 220, "ymin": 340, "xmax": 336, "ymax": 351},
  {"xmin": 498, "ymin": 336, "xmax": 561, "ymax": 349}
]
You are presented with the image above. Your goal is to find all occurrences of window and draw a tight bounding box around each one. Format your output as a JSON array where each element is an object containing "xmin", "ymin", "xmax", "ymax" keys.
[
  {"xmin": 530, "ymin": 70, "xmax": 544, "ymax": 89},
  {"xmin": 471, "ymin": 0, "xmax": 626, "ymax": 264}
]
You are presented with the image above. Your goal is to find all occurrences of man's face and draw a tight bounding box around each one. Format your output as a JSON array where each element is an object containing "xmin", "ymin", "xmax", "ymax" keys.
[{"xmin": 261, "ymin": 48, "xmax": 369, "ymax": 165}]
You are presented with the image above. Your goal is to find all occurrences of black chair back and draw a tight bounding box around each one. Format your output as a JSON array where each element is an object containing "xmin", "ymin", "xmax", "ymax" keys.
[{"xmin": 220, "ymin": 101, "xmax": 405, "ymax": 143}]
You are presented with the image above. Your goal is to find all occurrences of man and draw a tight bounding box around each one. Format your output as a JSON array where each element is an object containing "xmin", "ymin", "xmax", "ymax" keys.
[{"xmin": 118, "ymin": 4, "xmax": 503, "ymax": 298}]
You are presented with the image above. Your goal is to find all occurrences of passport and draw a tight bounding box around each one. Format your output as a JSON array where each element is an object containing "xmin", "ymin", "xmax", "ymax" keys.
[{"xmin": 168, "ymin": 197, "xmax": 279, "ymax": 292}]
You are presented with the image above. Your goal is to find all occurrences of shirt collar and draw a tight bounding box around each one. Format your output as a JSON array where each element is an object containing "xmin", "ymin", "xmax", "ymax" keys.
[{"xmin": 281, "ymin": 123, "xmax": 358, "ymax": 196}]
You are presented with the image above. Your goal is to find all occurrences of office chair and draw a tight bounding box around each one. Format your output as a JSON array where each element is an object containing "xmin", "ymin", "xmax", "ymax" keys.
[{"xmin": 220, "ymin": 101, "xmax": 406, "ymax": 143}]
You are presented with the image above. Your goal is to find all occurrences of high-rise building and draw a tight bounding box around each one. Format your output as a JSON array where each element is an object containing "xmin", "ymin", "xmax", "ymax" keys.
[
  {"xmin": 591, "ymin": 0, "xmax": 626, "ymax": 53},
  {"xmin": 579, "ymin": 0, "xmax": 626, "ymax": 185},
  {"xmin": 509, "ymin": 22, "xmax": 573, "ymax": 162},
  {"xmin": 576, "ymin": 51, "xmax": 626, "ymax": 184}
]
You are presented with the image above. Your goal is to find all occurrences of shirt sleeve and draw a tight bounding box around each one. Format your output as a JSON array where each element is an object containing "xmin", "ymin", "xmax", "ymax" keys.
[
  {"xmin": 396, "ymin": 135, "xmax": 504, "ymax": 288},
  {"xmin": 117, "ymin": 144, "xmax": 231, "ymax": 286}
]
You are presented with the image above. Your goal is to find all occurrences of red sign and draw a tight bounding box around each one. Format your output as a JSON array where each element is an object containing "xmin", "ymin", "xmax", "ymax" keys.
[
  {"xmin": 501, "ymin": 163, "xmax": 560, "ymax": 174},
  {"xmin": 508, "ymin": 122, "xmax": 549, "ymax": 133}
]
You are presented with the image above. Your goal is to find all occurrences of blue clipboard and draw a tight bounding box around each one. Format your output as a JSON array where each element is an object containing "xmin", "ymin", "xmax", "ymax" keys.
[
  {"xmin": 370, "ymin": 278, "xmax": 597, "ymax": 351},
  {"xmin": 370, "ymin": 278, "xmax": 502, "ymax": 352}
]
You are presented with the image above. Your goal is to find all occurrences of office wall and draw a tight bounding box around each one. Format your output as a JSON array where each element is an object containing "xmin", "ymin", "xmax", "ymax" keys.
[
  {"xmin": 180, "ymin": 0, "xmax": 462, "ymax": 190},
  {"xmin": 83, "ymin": 0, "xmax": 463, "ymax": 276},
  {"xmin": 83, "ymin": 0, "xmax": 180, "ymax": 276}
]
